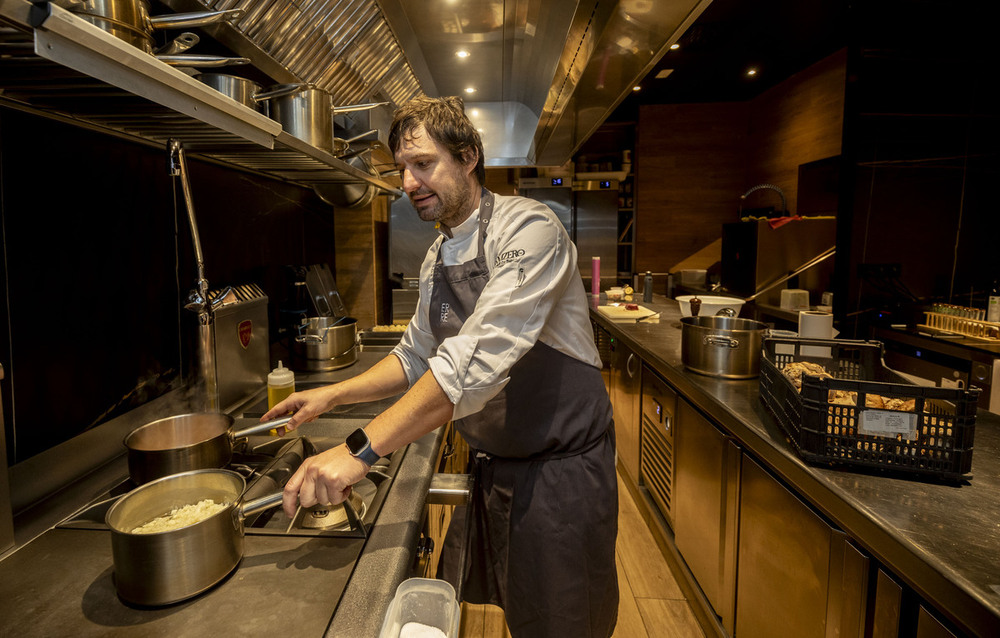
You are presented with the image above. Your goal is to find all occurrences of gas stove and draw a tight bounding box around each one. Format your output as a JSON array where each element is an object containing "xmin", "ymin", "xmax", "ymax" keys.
[
  {"xmin": 57, "ymin": 430, "xmax": 401, "ymax": 539},
  {"xmin": 0, "ymin": 419, "xmax": 408, "ymax": 637}
]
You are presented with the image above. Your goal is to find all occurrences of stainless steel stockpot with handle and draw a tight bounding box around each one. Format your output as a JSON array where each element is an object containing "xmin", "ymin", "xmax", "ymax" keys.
[
  {"xmin": 70, "ymin": 0, "xmax": 248, "ymax": 65},
  {"xmin": 292, "ymin": 316, "xmax": 359, "ymax": 371},
  {"xmin": 105, "ymin": 469, "xmax": 282, "ymax": 606},
  {"xmin": 680, "ymin": 315, "xmax": 769, "ymax": 379},
  {"xmin": 253, "ymin": 84, "xmax": 388, "ymax": 156},
  {"xmin": 195, "ymin": 73, "xmax": 267, "ymax": 113},
  {"xmin": 253, "ymin": 84, "xmax": 345, "ymax": 155}
]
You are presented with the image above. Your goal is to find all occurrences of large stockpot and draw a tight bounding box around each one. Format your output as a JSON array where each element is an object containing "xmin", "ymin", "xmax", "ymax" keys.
[
  {"xmin": 106, "ymin": 469, "xmax": 282, "ymax": 606},
  {"xmin": 254, "ymin": 84, "xmax": 344, "ymax": 155},
  {"xmin": 680, "ymin": 316, "xmax": 768, "ymax": 379},
  {"xmin": 293, "ymin": 316, "xmax": 359, "ymax": 372},
  {"xmin": 124, "ymin": 413, "xmax": 292, "ymax": 485},
  {"xmin": 71, "ymin": 0, "xmax": 247, "ymax": 64},
  {"xmin": 254, "ymin": 84, "xmax": 388, "ymax": 156}
]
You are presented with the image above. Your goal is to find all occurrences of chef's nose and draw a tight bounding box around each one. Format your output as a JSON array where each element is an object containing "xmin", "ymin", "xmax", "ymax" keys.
[{"xmin": 401, "ymin": 168, "xmax": 421, "ymax": 193}]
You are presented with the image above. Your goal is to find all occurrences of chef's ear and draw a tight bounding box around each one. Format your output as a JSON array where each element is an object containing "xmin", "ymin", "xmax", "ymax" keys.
[{"xmin": 460, "ymin": 147, "xmax": 478, "ymax": 176}]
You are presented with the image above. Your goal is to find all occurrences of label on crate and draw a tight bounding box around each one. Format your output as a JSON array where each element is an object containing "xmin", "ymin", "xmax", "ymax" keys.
[{"xmin": 859, "ymin": 410, "xmax": 918, "ymax": 440}]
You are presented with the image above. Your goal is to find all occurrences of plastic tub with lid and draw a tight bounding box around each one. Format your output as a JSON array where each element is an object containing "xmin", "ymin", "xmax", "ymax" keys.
[{"xmin": 378, "ymin": 578, "xmax": 461, "ymax": 638}]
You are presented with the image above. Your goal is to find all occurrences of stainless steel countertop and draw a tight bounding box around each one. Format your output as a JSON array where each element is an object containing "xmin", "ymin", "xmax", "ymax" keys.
[{"xmin": 591, "ymin": 295, "xmax": 1000, "ymax": 637}]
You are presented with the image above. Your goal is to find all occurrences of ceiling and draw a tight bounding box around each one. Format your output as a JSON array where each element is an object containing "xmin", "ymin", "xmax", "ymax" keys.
[{"xmin": 627, "ymin": 0, "xmax": 848, "ymax": 107}]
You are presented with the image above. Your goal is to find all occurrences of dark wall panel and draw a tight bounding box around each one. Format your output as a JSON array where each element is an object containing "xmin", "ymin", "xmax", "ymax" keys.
[{"xmin": 0, "ymin": 108, "xmax": 335, "ymax": 464}]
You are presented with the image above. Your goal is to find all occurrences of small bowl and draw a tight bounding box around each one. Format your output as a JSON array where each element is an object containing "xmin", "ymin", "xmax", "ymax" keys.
[
  {"xmin": 676, "ymin": 295, "xmax": 745, "ymax": 317},
  {"xmin": 606, "ymin": 287, "xmax": 624, "ymax": 301}
]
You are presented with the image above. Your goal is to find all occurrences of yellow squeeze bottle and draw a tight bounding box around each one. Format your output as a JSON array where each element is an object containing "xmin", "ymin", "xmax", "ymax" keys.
[{"xmin": 267, "ymin": 360, "xmax": 295, "ymax": 434}]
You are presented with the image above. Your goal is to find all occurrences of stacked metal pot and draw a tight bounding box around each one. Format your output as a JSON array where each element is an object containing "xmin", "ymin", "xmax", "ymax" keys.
[{"xmin": 69, "ymin": 0, "xmax": 250, "ymax": 66}]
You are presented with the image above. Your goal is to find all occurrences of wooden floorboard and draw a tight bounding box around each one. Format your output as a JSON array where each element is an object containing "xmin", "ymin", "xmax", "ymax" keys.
[{"xmin": 457, "ymin": 469, "xmax": 703, "ymax": 637}]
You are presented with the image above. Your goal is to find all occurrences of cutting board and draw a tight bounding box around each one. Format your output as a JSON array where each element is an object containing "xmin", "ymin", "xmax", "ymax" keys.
[{"xmin": 596, "ymin": 304, "xmax": 657, "ymax": 322}]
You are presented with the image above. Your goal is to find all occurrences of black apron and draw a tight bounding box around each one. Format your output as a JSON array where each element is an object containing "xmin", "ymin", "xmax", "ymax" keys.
[{"xmin": 432, "ymin": 189, "xmax": 618, "ymax": 637}]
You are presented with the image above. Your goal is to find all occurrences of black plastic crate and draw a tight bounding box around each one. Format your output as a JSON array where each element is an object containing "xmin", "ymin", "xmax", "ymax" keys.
[{"xmin": 759, "ymin": 336, "xmax": 980, "ymax": 481}]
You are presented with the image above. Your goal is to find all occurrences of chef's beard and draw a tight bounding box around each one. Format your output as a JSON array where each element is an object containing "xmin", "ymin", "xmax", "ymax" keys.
[{"xmin": 411, "ymin": 183, "xmax": 475, "ymax": 228}]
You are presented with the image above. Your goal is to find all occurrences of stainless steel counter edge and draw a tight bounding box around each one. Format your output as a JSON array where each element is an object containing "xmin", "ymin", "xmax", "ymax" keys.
[
  {"xmin": 591, "ymin": 296, "xmax": 1000, "ymax": 637},
  {"xmin": 325, "ymin": 425, "xmax": 444, "ymax": 637}
]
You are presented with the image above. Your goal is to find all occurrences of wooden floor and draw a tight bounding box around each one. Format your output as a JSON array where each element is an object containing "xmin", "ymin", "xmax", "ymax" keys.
[{"xmin": 458, "ymin": 471, "xmax": 705, "ymax": 638}]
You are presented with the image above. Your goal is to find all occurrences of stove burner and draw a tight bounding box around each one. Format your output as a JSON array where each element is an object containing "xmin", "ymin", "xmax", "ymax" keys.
[{"xmin": 299, "ymin": 499, "xmax": 365, "ymax": 531}]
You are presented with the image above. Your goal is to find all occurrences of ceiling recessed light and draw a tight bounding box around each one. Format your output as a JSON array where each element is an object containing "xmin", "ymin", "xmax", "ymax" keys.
[
  {"xmin": 746, "ymin": 67, "xmax": 758, "ymax": 77},
  {"xmin": 456, "ymin": 50, "xmax": 470, "ymax": 58},
  {"xmin": 465, "ymin": 87, "xmax": 476, "ymax": 94},
  {"xmin": 669, "ymin": 43, "xmax": 680, "ymax": 50},
  {"xmin": 632, "ymin": 85, "xmax": 641, "ymax": 92}
]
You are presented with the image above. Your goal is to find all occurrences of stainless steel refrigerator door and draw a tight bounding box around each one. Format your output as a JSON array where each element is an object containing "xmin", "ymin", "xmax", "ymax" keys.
[
  {"xmin": 574, "ymin": 185, "xmax": 619, "ymax": 291},
  {"xmin": 389, "ymin": 197, "xmax": 440, "ymax": 320}
]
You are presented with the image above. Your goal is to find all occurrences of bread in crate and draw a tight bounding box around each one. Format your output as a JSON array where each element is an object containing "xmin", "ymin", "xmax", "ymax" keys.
[{"xmin": 759, "ymin": 337, "xmax": 979, "ymax": 481}]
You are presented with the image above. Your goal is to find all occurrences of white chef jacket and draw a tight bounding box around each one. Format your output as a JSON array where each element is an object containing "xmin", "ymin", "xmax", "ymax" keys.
[{"xmin": 391, "ymin": 192, "xmax": 602, "ymax": 421}]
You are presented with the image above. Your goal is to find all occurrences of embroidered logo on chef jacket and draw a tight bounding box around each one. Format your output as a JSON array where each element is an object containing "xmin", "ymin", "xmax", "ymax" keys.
[
  {"xmin": 494, "ymin": 249, "xmax": 524, "ymax": 268},
  {"xmin": 440, "ymin": 302, "xmax": 451, "ymax": 323}
]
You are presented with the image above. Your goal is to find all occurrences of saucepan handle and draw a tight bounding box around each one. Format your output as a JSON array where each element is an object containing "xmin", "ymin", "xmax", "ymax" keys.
[
  {"xmin": 252, "ymin": 83, "xmax": 309, "ymax": 101},
  {"xmin": 704, "ymin": 335, "xmax": 740, "ymax": 348},
  {"xmin": 241, "ymin": 492, "xmax": 284, "ymax": 518},
  {"xmin": 149, "ymin": 8, "xmax": 245, "ymax": 29},
  {"xmin": 233, "ymin": 416, "xmax": 294, "ymax": 438}
]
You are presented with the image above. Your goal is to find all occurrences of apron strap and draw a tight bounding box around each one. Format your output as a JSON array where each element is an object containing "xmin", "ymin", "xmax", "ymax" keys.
[{"xmin": 470, "ymin": 426, "xmax": 612, "ymax": 465}]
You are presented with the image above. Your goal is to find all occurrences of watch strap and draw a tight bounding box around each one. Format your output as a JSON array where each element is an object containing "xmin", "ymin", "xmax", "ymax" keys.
[
  {"xmin": 347, "ymin": 428, "xmax": 381, "ymax": 466},
  {"xmin": 353, "ymin": 442, "xmax": 380, "ymax": 466}
]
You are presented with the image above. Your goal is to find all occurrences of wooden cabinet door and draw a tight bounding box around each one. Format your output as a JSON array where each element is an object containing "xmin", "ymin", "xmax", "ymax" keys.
[{"xmin": 736, "ymin": 455, "xmax": 834, "ymax": 638}]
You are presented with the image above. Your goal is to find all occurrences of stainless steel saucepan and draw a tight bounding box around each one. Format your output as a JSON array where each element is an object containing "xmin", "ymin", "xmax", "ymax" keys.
[
  {"xmin": 106, "ymin": 469, "xmax": 282, "ymax": 606},
  {"xmin": 124, "ymin": 413, "xmax": 293, "ymax": 485}
]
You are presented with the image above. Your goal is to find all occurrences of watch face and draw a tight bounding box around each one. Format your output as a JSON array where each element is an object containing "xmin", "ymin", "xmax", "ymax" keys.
[{"xmin": 346, "ymin": 428, "xmax": 368, "ymax": 453}]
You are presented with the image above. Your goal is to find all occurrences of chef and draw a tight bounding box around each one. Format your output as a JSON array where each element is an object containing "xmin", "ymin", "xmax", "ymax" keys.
[{"xmin": 262, "ymin": 96, "xmax": 618, "ymax": 637}]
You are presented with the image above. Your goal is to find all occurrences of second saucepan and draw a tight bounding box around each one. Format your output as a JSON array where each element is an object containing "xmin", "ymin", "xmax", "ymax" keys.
[{"xmin": 124, "ymin": 412, "xmax": 292, "ymax": 484}]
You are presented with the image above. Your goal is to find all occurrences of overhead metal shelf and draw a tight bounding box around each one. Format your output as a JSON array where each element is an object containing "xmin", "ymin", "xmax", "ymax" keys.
[{"xmin": 0, "ymin": 1, "xmax": 401, "ymax": 196}]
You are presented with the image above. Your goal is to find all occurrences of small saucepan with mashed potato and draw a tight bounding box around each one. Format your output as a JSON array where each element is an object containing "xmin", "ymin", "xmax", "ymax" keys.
[{"xmin": 105, "ymin": 468, "xmax": 283, "ymax": 606}]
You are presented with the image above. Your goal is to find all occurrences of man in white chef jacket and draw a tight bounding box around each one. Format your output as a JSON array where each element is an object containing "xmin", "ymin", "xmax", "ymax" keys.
[{"xmin": 263, "ymin": 96, "xmax": 618, "ymax": 637}]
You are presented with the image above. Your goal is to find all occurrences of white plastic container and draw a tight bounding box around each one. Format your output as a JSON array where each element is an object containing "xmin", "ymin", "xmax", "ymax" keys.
[
  {"xmin": 676, "ymin": 295, "xmax": 745, "ymax": 317},
  {"xmin": 679, "ymin": 269, "xmax": 707, "ymax": 287},
  {"xmin": 780, "ymin": 289, "xmax": 810, "ymax": 311},
  {"xmin": 379, "ymin": 578, "xmax": 461, "ymax": 638}
]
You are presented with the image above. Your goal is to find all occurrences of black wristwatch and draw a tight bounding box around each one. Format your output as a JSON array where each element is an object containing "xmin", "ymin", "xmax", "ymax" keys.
[{"xmin": 346, "ymin": 428, "xmax": 381, "ymax": 466}]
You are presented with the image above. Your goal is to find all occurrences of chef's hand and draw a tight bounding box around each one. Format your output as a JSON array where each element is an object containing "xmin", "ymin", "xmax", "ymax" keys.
[
  {"xmin": 260, "ymin": 385, "xmax": 339, "ymax": 433},
  {"xmin": 282, "ymin": 445, "xmax": 370, "ymax": 517}
]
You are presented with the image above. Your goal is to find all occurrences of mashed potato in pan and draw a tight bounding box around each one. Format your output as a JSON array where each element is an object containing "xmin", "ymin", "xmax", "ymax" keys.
[{"xmin": 130, "ymin": 499, "xmax": 228, "ymax": 534}]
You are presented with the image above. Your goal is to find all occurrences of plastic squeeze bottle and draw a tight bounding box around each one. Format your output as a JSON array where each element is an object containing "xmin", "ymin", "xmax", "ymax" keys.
[{"xmin": 267, "ymin": 360, "xmax": 295, "ymax": 409}]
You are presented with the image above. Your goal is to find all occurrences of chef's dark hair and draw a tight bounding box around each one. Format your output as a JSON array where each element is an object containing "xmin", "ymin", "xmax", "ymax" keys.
[{"xmin": 389, "ymin": 96, "xmax": 486, "ymax": 185}]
